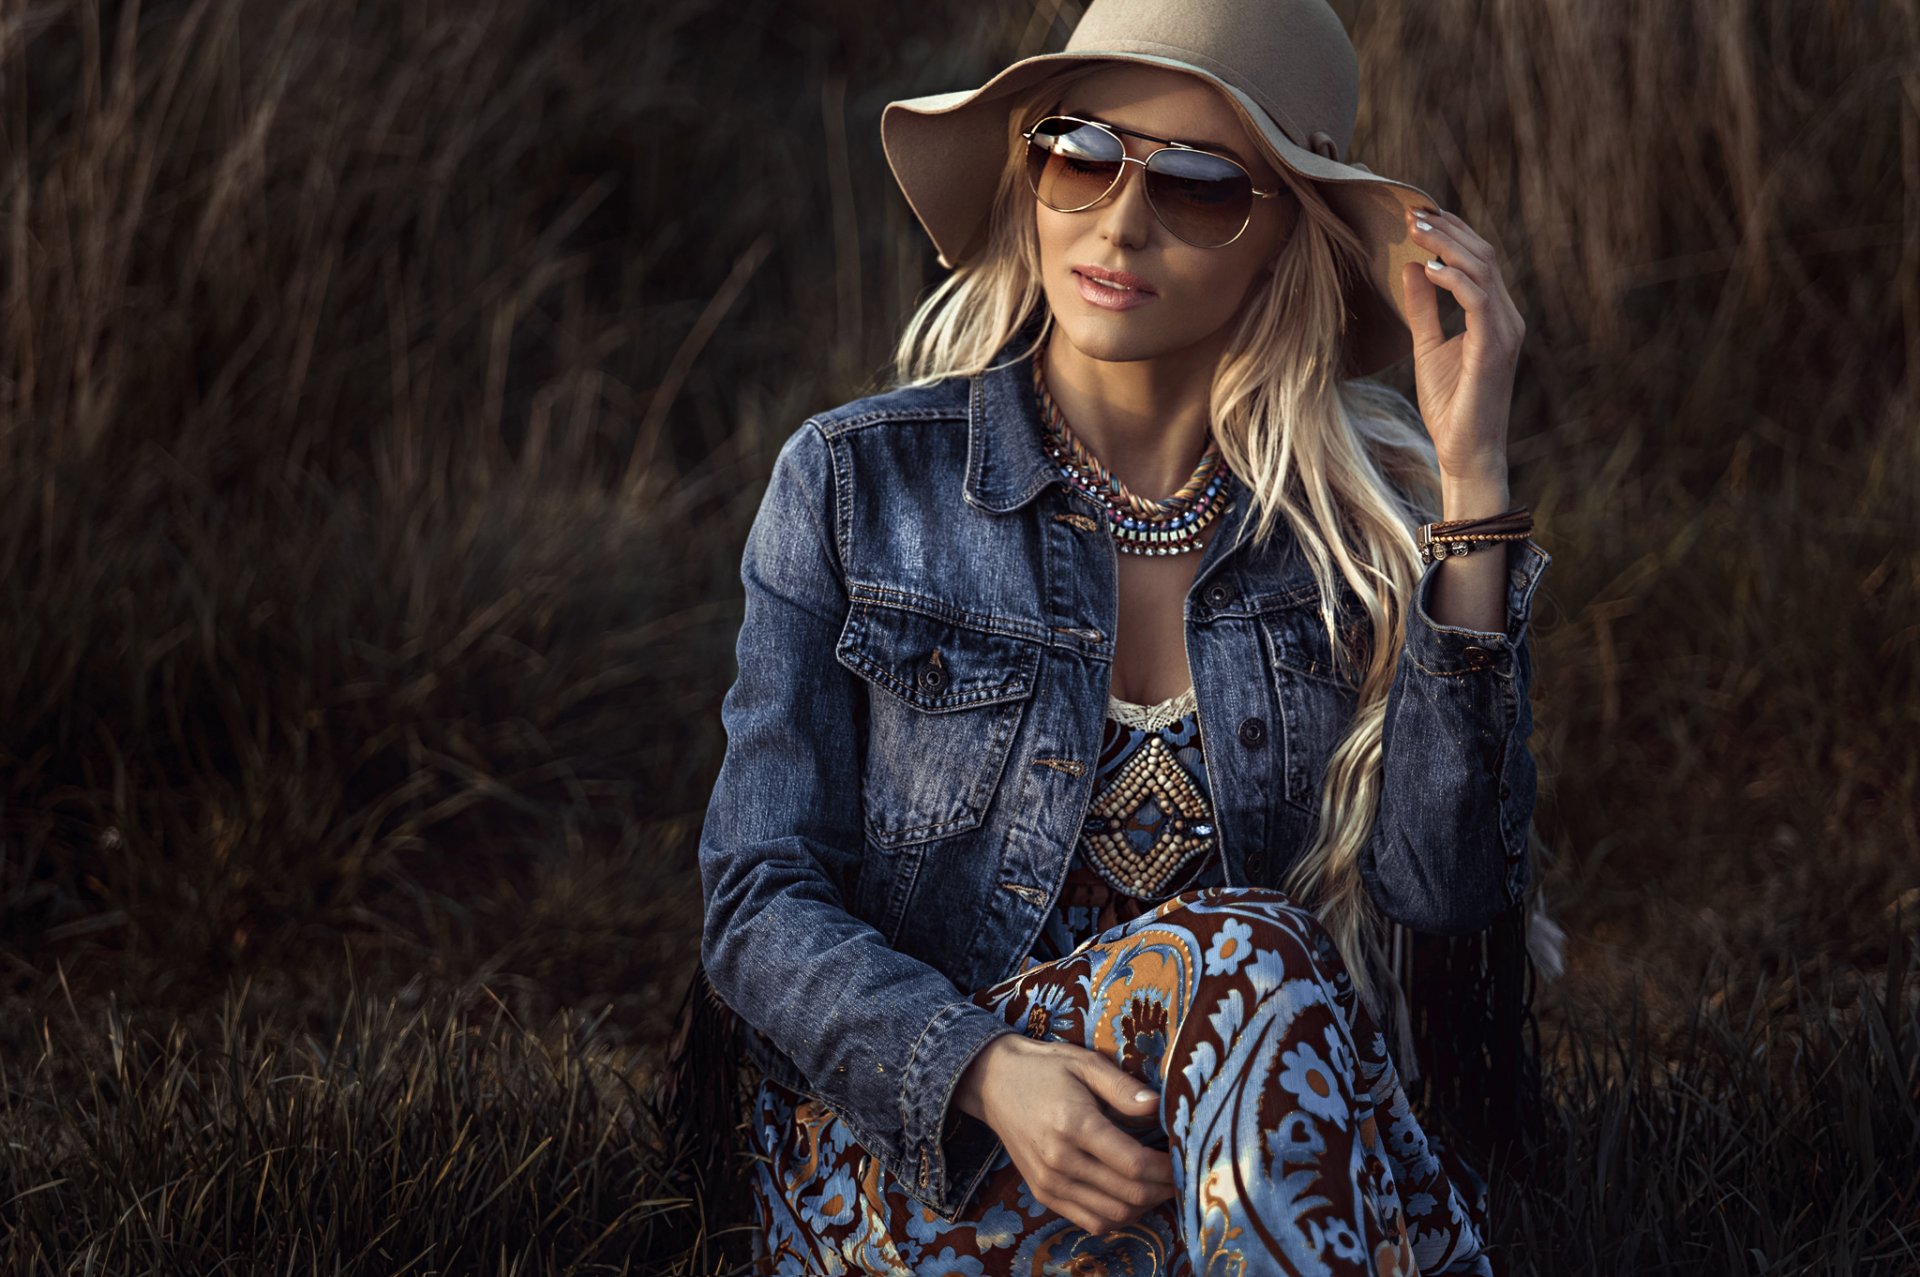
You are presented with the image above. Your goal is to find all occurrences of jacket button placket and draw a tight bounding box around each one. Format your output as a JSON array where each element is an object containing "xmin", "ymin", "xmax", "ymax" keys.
[
  {"xmin": 984, "ymin": 489, "xmax": 1113, "ymax": 983},
  {"xmin": 1184, "ymin": 508, "xmax": 1264, "ymax": 890}
]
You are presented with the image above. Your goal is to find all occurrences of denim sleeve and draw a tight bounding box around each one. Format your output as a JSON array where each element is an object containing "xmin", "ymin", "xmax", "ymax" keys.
[
  {"xmin": 698, "ymin": 418, "xmax": 1018, "ymax": 1213},
  {"xmin": 1358, "ymin": 537, "xmax": 1552, "ymax": 936}
]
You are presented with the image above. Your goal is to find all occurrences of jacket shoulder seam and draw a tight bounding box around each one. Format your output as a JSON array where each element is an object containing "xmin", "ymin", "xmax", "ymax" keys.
[{"xmin": 814, "ymin": 405, "xmax": 967, "ymax": 440}]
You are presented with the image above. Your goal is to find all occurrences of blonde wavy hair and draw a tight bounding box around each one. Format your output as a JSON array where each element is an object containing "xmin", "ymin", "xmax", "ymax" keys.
[{"xmin": 886, "ymin": 68, "xmax": 1445, "ymax": 1015}]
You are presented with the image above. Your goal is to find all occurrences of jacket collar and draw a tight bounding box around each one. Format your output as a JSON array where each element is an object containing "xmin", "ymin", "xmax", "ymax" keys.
[{"xmin": 962, "ymin": 312, "xmax": 1063, "ymax": 515}]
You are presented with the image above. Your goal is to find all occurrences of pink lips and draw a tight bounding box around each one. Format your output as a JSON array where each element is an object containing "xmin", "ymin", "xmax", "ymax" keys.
[{"xmin": 1073, "ymin": 263, "xmax": 1158, "ymax": 310}]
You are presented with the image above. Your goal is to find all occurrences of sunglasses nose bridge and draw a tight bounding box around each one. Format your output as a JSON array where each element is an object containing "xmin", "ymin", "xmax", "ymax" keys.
[{"xmin": 1103, "ymin": 153, "xmax": 1150, "ymax": 201}]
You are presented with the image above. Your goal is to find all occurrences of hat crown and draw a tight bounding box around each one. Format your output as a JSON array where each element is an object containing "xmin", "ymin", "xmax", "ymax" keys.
[{"xmin": 1062, "ymin": 0, "xmax": 1359, "ymax": 159}]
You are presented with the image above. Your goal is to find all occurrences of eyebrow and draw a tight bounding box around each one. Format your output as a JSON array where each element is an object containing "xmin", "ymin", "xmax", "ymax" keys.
[{"xmin": 1060, "ymin": 106, "xmax": 1250, "ymax": 165}]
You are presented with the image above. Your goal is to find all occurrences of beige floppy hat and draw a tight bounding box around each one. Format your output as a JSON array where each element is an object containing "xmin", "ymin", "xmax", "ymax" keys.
[{"xmin": 881, "ymin": 0, "xmax": 1443, "ymax": 378}]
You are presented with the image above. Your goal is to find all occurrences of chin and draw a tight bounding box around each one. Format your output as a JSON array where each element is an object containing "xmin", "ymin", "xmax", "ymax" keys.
[{"xmin": 1051, "ymin": 313, "xmax": 1178, "ymax": 364}]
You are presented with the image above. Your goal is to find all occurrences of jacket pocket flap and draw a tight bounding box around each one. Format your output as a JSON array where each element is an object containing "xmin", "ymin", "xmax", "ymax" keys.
[
  {"xmin": 1259, "ymin": 603, "xmax": 1368, "ymax": 689},
  {"xmin": 836, "ymin": 601, "xmax": 1039, "ymax": 711}
]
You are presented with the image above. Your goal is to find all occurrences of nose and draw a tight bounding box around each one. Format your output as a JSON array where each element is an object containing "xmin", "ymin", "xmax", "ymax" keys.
[{"xmin": 1092, "ymin": 153, "xmax": 1155, "ymax": 251}]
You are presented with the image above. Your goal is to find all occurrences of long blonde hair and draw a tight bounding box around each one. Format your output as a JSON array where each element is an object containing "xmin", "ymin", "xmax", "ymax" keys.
[{"xmin": 887, "ymin": 70, "xmax": 1445, "ymax": 1014}]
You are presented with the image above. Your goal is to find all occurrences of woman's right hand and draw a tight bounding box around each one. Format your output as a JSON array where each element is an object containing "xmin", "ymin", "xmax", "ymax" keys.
[{"xmin": 953, "ymin": 1033, "xmax": 1176, "ymax": 1235}]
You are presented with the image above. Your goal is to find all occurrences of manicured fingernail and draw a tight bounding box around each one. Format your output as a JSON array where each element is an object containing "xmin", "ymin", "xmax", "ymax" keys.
[
  {"xmin": 1414, "ymin": 219, "xmax": 1433, "ymax": 232},
  {"xmin": 1425, "ymin": 257, "xmax": 1446, "ymax": 270},
  {"xmin": 1135, "ymin": 1089, "xmax": 1156, "ymax": 1103}
]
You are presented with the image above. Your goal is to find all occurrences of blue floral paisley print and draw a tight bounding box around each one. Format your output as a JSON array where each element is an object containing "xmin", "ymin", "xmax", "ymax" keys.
[
  {"xmin": 748, "ymin": 886, "xmax": 1494, "ymax": 1275},
  {"xmin": 745, "ymin": 697, "xmax": 1495, "ymax": 1275}
]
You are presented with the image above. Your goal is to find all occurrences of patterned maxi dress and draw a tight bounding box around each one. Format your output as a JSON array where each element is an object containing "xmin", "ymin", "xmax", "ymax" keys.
[{"xmin": 746, "ymin": 686, "xmax": 1497, "ymax": 1276}]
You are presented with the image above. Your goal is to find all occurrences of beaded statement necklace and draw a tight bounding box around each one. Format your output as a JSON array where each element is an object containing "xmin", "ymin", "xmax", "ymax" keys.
[{"xmin": 1031, "ymin": 339, "xmax": 1234, "ymax": 556}]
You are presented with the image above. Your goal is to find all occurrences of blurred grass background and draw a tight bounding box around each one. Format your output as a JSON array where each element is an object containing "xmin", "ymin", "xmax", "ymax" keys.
[{"xmin": 0, "ymin": 0, "xmax": 1916, "ymax": 1270}]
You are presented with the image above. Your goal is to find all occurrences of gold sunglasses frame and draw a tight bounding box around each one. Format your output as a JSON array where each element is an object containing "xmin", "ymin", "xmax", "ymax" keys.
[{"xmin": 1019, "ymin": 113, "xmax": 1283, "ymax": 248}]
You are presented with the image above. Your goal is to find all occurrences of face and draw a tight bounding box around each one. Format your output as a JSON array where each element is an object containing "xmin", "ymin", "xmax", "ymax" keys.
[{"xmin": 1031, "ymin": 63, "xmax": 1300, "ymax": 364}]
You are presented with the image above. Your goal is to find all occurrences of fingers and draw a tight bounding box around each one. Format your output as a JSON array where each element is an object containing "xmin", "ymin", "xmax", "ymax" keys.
[
  {"xmin": 1410, "ymin": 211, "xmax": 1491, "ymax": 304},
  {"xmin": 1047, "ymin": 1147, "xmax": 1176, "ymax": 1235},
  {"xmin": 1050, "ymin": 1183, "xmax": 1150, "ymax": 1238},
  {"xmin": 1065, "ymin": 1112, "xmax": 1175, "ymax": 1231},
  {"xmin": 1401, "ymin": 258, "xmax": 1445, "ymax": 356},
  {"xmin": 1411, "ymin": 206, "xmax": 1497, "ymax": 278},
  {"xmin": 1079, "ymin": 1050, "xmax": 1162, "ymax": 1116},
  {"xmin": 1428, "ymin": 205, "xmax": 1501, "ymax": 261},
  {"xmin": 1405, "ymin": 205, "xmax": 1525, "ymax": 346},
  {"xmin": 1029, "ymin": 1143, "xmax": 1169, "ymax": 1236},
  {"xmin": 1064, "ymin": 1144, "xmax": 1174, "ymax": 1222},
  {"xmin": 996, "ymin": 1044, "xmax": 1178, "ymax": 1237},
  {"xmin": 1075, "ymin": 1110, "xmax": 1175, "ymax": 1195},
  {"xmin": 1033, "ymin": 1066, "xmax": 1176, "ymax": 1233},
  {"xmin": 1067, "ymin": 1053, "xmax": 1172, "ymax": 1186}
]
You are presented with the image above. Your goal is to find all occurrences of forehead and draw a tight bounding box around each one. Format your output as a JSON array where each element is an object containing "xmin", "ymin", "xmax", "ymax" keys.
[{"xmin": 1056, "ymin": 63, "xmax": 1268, "ymax": 166}]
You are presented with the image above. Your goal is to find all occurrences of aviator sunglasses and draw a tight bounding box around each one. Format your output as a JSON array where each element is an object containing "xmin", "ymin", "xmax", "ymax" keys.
[{"xmin": 1020, "ymin": 113, "xmax": 1285, "ymax": 249}]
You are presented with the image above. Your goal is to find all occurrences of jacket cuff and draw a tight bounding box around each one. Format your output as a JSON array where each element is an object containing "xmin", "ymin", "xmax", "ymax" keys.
[
  {"xmin": 899, "ymin": 1000, "xmax": 1021, "ymax": 1218},
  {"xmin": 1404, "ymin": 537, "xmax": 1551, "ymax": 676}
]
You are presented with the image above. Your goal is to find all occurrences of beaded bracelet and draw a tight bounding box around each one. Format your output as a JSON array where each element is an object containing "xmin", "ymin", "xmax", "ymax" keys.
[{"xmin": 1419, "ymin": 530, "xmax": 1533, "ymax": 563}]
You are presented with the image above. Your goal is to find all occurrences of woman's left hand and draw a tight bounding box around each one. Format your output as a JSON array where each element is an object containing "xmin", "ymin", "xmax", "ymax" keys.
[{"xmin": 1399, "ymin": 205, "xmax": 1526, "ymax": 481}]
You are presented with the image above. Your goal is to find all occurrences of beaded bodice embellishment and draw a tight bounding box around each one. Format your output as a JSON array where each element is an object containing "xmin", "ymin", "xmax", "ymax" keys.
[{"xmin": 1078, "ymin": 685, "xmax": 1217, "ymax": 898}]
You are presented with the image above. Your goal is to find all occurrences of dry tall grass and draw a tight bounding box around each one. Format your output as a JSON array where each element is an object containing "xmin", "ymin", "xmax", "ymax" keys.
[{"xmin": 0, "ymin": 0, "xmax": 1916, "ymax": 1270}]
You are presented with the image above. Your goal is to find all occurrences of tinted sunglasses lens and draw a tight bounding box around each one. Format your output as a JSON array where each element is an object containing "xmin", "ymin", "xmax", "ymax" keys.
[
  {"xmin": 1145, "ymin": 149, "xmax": 1254, "ymax": 247},
  {"xmin": 1025, "ymin": 117, "xmax": 1122, "ymax": 211}
]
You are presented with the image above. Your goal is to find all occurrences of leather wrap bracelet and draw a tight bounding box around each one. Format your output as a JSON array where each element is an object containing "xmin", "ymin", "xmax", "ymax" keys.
[{"xmin": 1417, "ymin": 506, "xmax": 1533, "ymax": 564}]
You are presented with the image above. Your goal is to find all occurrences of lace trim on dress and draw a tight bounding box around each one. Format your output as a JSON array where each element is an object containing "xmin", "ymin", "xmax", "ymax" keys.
[{"xmin": 1106, "ymin": 683, "xmax": 1199, "ymax": 732}]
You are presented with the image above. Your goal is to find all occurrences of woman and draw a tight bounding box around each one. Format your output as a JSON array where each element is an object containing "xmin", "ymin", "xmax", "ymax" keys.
[{"xmin": 692, "ymin": 0, "xmax": 1552, "ymax": 1272}]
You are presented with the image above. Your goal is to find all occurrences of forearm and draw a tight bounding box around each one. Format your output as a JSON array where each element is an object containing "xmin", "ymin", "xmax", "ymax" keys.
[
  {"xmin": 1360, "ymin": 499, "xmax": 1552, "ymax": 936},
  {"xmin": 702, "ymin": 844, "xmax": 1013, "ymax": 1147}
]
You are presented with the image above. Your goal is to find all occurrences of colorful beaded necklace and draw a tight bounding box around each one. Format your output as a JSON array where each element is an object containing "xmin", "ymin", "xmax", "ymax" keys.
[{"xmin": 1031, "ymin": 336, "xmax": 1234, "ymax": 556}]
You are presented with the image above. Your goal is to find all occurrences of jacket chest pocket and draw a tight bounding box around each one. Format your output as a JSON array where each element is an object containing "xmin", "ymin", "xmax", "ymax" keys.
[
  {"xmin": 836, "ymin": 599, "xmax": 1041, "ymax": 851},
  {"xmin": 1257, "ymin": 603, "xmax": 1363, "ymax": 815}
]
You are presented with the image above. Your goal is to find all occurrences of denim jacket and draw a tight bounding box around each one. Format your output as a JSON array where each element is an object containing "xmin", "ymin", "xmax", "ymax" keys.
[{"xmin": 697, "ymin": 321, "xmax": 1552, "ymax": 1220}]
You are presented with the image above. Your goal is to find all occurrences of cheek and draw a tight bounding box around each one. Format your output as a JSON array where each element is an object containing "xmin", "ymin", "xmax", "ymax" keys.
[
  {"xmin": 1188, "ymin": 255, "xmax": 1272, "ymax": 310},
  {"xmin": 1039, "ymin": 210, "xmax": 1084, "ymax": 254},
  {"xmin": 1034, "ymin": 214, "xmax": 1070, "ymax": 271}
]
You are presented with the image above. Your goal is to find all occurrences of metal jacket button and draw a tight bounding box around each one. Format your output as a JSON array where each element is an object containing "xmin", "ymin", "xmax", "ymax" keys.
[
  {"xmin": 1238, "ymin": 716, "xmax": 1267, "ymax": 747},
  {"xmin": 918, "ymin": 662, "xmax": 948, "ymax": 692},
  {"xmin": 1460, "ymin": 644, "xmax": 1493, "ymax": 670},
  {"xmin": 1203, "ymin": 581, "xmax": 1234, "ymax": 608}
]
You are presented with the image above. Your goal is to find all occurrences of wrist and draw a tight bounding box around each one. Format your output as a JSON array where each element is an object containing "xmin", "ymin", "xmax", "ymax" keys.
[
  {"xmin": 1437, "ymin": 464, "xmax": 1511, "ymax": 522},
  {"xmin": 954, "ymin": 1031, "xmax": 1018, "ymax": 1122}
]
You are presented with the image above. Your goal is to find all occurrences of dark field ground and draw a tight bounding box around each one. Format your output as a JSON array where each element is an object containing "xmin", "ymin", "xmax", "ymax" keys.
[{"xmin": 1, "ymin": 0, "xmax": 1916, "ymax": 1271}]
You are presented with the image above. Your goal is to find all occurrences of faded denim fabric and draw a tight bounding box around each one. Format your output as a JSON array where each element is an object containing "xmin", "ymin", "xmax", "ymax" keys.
[{"xmin": 697, "ymin": 319, "xmax": 1551, "ymax": 1222}]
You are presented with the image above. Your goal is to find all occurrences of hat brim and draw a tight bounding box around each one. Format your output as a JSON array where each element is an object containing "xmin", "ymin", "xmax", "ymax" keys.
[{"xmin": 881, "ymin": 50, "xmax": 1440, "ymax": 377}]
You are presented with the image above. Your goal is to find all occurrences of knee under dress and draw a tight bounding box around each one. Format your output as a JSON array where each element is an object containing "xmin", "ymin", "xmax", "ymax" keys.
[{"xmin": 746, "ymin": 687, "xmax": 1496, "ymax": 1276}]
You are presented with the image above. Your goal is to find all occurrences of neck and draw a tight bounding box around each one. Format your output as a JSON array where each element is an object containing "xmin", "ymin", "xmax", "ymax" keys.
[{"xmin": 1040, "ymin": 325, "xmax": 1226, "ymax": 497}]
